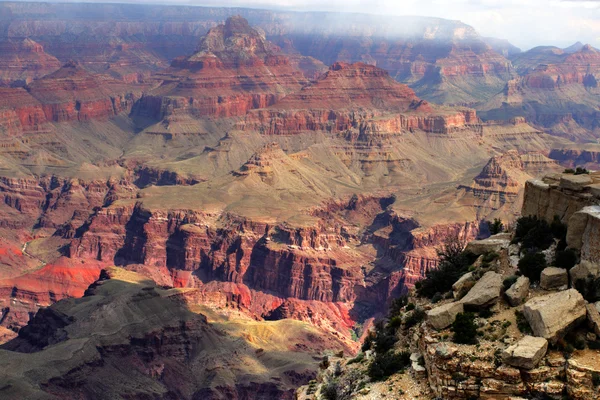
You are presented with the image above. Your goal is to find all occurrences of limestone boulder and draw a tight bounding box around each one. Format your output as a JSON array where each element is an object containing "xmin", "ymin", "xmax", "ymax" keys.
[
  {"xmin": 461, "ymin": 271, "xmax": 503, "ymax": 309},
  {"xmin": 586, "ymin": 304, "xmax": 600, "ymax": 337},
  {"xmin": 522, "ymin": 289, "xmax": 586, "ymax": 344},
  {"xmin": 505, "ymin": 276, "xmax": 530, "ymax": 306},
  {"xmin": 452, "ymin": 272, "xmax": 475, "ymax": 300},
  {"xmin": 559, "ymin": 174, "xmax": 592, "ymax": 192},
  {"xmin": 570, "ymin": 261, "xmax": 600, "ymax": 287},
  {"xmin": 567, "ymin": 206, "xmax": 600, "ymax": 264},
  {"xmin": 427, "ymin": 302, "xmax": 464, "ymax": 330},
  {"xmin": 502, "ymin": 335, "xmax": 548, "ymax": 370},
  {"xmin": 465, "ymin": 234, "xmax": 511, "ymax": 256},
  {"xmin": 540, "ymin": 267, "xmax": 568, "ymax": 290}
]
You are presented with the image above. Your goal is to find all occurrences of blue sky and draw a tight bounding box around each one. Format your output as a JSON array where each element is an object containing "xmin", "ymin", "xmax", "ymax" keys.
[{"xmin": 12, "ymin": 0, "xmax": 600, "ymax": 49}]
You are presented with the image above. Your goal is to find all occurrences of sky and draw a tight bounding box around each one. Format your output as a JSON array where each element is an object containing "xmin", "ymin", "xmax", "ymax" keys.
[{"xmin": 12, "ymin": 0, "xmax": 600, "ymax": 50}]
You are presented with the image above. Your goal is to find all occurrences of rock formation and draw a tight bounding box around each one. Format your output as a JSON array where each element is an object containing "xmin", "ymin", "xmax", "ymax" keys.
[{"xmin": 0, "ymin": 38, "xmax": 61, "ymax": 87}]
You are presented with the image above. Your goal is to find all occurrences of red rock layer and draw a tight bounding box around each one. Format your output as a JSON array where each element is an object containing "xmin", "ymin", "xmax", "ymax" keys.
[
  {"xmin": 0, "ymin": 38, "xmax": 61, "ymax": 87},
  {"xmin": 135, "ymin": 16, "xmax": 308, "ymax": 121},
  {"xmin": 239, "ymin": 62, "xmax": 478, "ymax": 135}
]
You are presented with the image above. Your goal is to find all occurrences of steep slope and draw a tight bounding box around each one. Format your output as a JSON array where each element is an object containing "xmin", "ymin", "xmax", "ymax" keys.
[
  {"xmin": 0, "ymin": 267, "xmax": 348, "ymax": 399},
  {"xmin": 0, "ymin": 38, "xmax": 61, "ymax": 87}
]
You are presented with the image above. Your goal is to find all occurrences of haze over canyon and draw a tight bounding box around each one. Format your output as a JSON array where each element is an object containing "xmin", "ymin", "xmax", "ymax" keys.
[{"xmin": 0, "ymin": 1, "xmax": 599, "ymax": 399}]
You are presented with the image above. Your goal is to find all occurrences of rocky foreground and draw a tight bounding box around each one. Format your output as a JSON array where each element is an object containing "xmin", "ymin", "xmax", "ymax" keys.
[{"xmin": 298, "ymin": 171, "xmax": 600, "ymax": 399}]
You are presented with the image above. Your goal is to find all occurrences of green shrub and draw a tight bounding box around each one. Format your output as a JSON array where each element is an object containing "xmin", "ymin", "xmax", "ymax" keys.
[
  {"xmin": 554, "ymin": 248, "xmax": 578, "ymax": 270},
  {"xmin": 550, "ymin": 215, "xmax": 568, "ymax": 241},
  {"xmin": 405, "ymin": 303, "xmax": 415, "ymax": 311},
  {"xmin": 574, "ymin": 275, "xmax": 600, "ymax": 303},
  {"xmin": 482, "ymin": 251, "xmax": 500, "ymax": 264},
  {"xmin": 518, "ymin": 251, "xmax": 547, "ymax": 282},
  {"xmin": 367, "ymin": 350, "xmax": 411, "ymax": 381},
  {"xmin": 575, "ymin": 167, "xmax": 589, "ymax": 175},
  {"xmin": 416, "ymin": 236, "xmax": 477, "ymax": 299},
  {"xmin": 515, "ymin": 310, "xmax": 532, "ymax": 334},
  {"xmin": 321, "ymin": 381, "xmax": 338, "ymax": 400},
  {"xmin": 488, "ymin": 218, "xmax": 504, "ymax": 235},
  {"xmin": 514, "ymin": 216, "xmax": 554, "ymax": 251},
  {"xmin": 361, "ymin": 333, "xmax": 374, "ymax": 352},
  {"xmin": 388, "ymin": 296, "xmax": 408, "ymax": 317},
  {"xmin": 593, "ymin": 372, "xmax": 600, "ymax": 387},
  {"xmin": 564, "ymin": 168, "xmax": 575, "ymax": 174},
  {"xmin": 347, "ymin": 352, "xmax": 365, "ymax": 365},
  {"xmin": 404, "ymin": 308, "xmax": 426, "ymax": 329},
  {"xmin": 387, "ymin": 316, "xmax": 402, "ymax": 332},
  {"xmin": 478, "ymin": 308, "xmax": 493, "ymax": 319},
  {"xmin": 503, "ymin": 275, "xmax": 519, "ymax": 291},
  {"xmin": 431, "ymin": 292, "xmax": 443, "ymax": 303},
  {"xmin": 452, "ymin": 312, "xmax": 478, "ymax": 344}
]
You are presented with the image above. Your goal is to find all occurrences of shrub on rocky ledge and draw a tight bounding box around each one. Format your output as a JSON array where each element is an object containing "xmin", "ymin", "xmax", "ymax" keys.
[
  {"xmin": 367, "ymin": 350, "xmax": 411, "ymax": 381},
  {"xmin": 518, "ymin": 251, "xmax": 547, "ymax": 282},
  {"xmin": 416, "ymin": 236, "xmax": 476, "ymax": 299},
  {"xmin": 451, "ymin": 312, "xmax": 478, "ymax": 344},
  {"xmin": 554, "ymin": 248, "xmax": 578, "ymax": 271}
]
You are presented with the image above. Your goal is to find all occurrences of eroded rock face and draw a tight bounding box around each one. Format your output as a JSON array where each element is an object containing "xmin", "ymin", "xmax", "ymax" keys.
[
  {"xmin": 0, "ymin": 38, "xmax": 61, "ymax": 87},
  {"xmin": 502, "ymin": 336, "xmax": 548, "ymax": 370},
  {"xmin": 464, "ymin": 233, "xmax": 511, "ymax": 256},
  {"xmin": 567, "ymin": 206, "xmax": 600, "ymax": 264},
  {"xmin": 523, "ymin": 289, "xmax": 586, "ymax": 344}
]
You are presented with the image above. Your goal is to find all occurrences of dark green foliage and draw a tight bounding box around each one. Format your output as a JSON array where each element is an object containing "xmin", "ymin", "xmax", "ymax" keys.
[
  {"xmin": 478, "ymin": 308, "xmax": 493, "ymax": 319},
  {"xmin": 575, "ymin": 167, "xmax": 589, "ymax": 175},
  {"xmin": 514, "ymin": 216, "xmax": 554, "ymax": 251},
  {"xmin": 404, "ymin": 308, "xmax": 426, "ymax": 329},
  {"xmin": 488, "ymin": 218, "xmax": 504, "ymax": 235},
  {"xmin": 361, "ymin": 333, "xmax": 373, "ymax": 352},
  {"xmin": 431, "ymin": 292, "xmax": 443, "ymax": 303},
  {"xmin": 593, "ymin": 372, "xmax": 600, "ymax": 387},
  {"xmin": 574, "ymin": 275, "xmax": 600, "ymax": 303},
  {"xmin": 550, "ymin": 215, "xmax": 568, "ymax": 241},
  {"xmin": 554, "ymin": 248, "xmax": 578, "ymax": 271},
  {"xmin": 347, "ymin": 352, "xmax": 365, "ymax": 365},
  {"xmin": 564, "ymin": 168, "xmax": 575, "ymax": 174},
  {"xmin": 451, "ymin": 312, "xmax": 478, "ymax": 344},
  {"xmin": 503, "ymin": 275, "xmax": 519, "ymax": 291},
  {"xmin": 518, "ymin": 251, "xmax": 547, "ymax": 282},
  {"xmin": 515, "ymin": 310, "xmax": 532, "ymax": 334},
  {"xmin": 416, "ymin": 236, "xmax": 477, "ymax": 299},
  {"xmin": 387, "ymin": 316, "xmax": 402, "ymax": 332},
  {"xmin": 482, "ymin": 251, "xmax": 500, "ymax": 264},
  {"xmin": 321, "ymin": 381, "xmax": 338, "ymax": 400},
  {"xmin": 367, "ymin": 350, "xmax": 411, "ymax": 381},
  {"xmin": 405, "ymin": 303, "xmax": 415, "ymax": 311}
]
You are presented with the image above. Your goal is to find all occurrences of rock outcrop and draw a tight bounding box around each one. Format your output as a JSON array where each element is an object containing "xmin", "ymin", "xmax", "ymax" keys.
[
  {"xmin": 427, "ymin": 301, "xmax": 464, "ymax": 330},
  {"xmin": 502, "ymin": 336, "xmax": 548, "ymax": 370},
  {"xmin": 460, "ymin": 271, "xmax": 503, "ymax": 309},
  {"xmin": 523, "ymin": 289, "xmax": 587, "ymax": 344},
  {"xmin": 505, "ymin": 276, "xmax": 530, "ymax": 306},
  {"xmin": 0, "ymin": 38, "xmax": 61, "ymax": 87}
]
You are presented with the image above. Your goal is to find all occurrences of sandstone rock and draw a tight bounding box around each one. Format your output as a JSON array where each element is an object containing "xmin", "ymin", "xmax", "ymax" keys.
[
  {"xmin": 427, "ymin": 302, "xmax": 464, "ymax": 330},
  {"xmin": 567, "ymin": 206, "xmax": 600, "ymax": 264},
  {"xmin": 569, "ymin": 261, "xmax": 600, "ymax": 286},
  {"xmin": 502, "ymin": 335, "xmax": 548, "ymax": 370},
  {"xmin": 464, "ymin": 234, "xmax": 511, "ymax": 256},
  {"xmin": 461, "ymin": 271, "xmax": 503, "ymax": 309},
  {"xmin": 559, "ymin": 174, "xmax": 593, "ymax": 192},
  {"xmin": 586, "ymin": 304, "xmax": 600, "ymax": 337},
  {"xmin": 523, "ymin": 289, "xmax": 586, "ymax": 343},
  {"xmin": 505, "ymin": 276, "xmax": 530, "ymax": 306},
  {"xmin": 540, "ymin": 267, "xmax": 568, "ymax": 290},
  {"xmin": 452, "ymin": 272, "xmax": 475, "ymax": 300}
]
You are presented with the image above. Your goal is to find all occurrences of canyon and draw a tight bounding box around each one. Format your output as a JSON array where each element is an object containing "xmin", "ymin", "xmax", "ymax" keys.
[{"xmin": 0, "ymin": 4, "xmax": 597, "ymax": 399}]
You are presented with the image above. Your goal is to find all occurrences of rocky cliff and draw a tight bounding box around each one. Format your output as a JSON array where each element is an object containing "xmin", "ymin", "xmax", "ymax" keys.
[{"xmin": 0, "ymin": 38, "xmax": 61, "ymax": 87}]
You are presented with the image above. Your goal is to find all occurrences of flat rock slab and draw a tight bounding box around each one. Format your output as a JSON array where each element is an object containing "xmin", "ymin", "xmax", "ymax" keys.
[
  {"xmin": 505, "ymin": 276, "xmax": 530, "ymax": 307},
  {"xmin": 540, "ymin": 267, "xmax": 568, "ymax": 290},
  {"xmin": 461, "ymin": 271, "xmax": 503, "ymax": 309},
  {"xmin": 452, "ymin": 272, "xmax": 474, "ymax": 300},
  {"xmin": 587, "ymin": 304, "xmax": 600, "ymax": 337},
  {"xmin": 502, "ymin": 335, "xmax": 548, "ymax": 370},
  {"xmin": 465, "ymin": 234, "xmax": 510, "ymax": 256},
  {"xmin": 559, "ymin": 174, "xmax": 592, "ymax": 191},
  {"xmin": 523, "ymin": 289, "xmax": 586, "ymax": 344},
  {"xmin": 427, "ymin": 301, "xmax": 464, "ymax": 330}
]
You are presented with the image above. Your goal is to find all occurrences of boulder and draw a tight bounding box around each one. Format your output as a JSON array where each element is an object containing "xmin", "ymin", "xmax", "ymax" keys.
[
  {"xmin": 505, "ymin": 276, "xmax": 530, "ymax": 306},
  {"xmin": 502, "ymin": 335, "xmax": 548, "ymax": 370},
  {"xmin": 569, "ymin": 261, "xmax": 600, "ymax": 287},
  {"xmin": 460, "ymin": 271, "xmax": 503, "ymax": 309},
  {"xmin": 586, "ymin": 304, "xmax": 600, "ymax": 337},
  {"xmin": 559, "ymin": 174, "xmax": 592, "ymax": 192},
  {"xmin": 522, "ymin": 289, "xmax": 586, "ymax": 344},
  {"xmin": 452, "ymin": 272, "xmax": 474, "ymax": 300},
  {"xmin": 427, "ymin": 301, "xmax": 464, "ymax": 330},
  {"xmin": 540, "ymin": 267, "xmax": 568, "ymax": 290},
  {"xmin": 567, "ymin": 206, "xmax": 600, "ymax": 265},
  {"xmin": 465, "ymin": 234, "xmax": 511, "ymax": 256}
]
